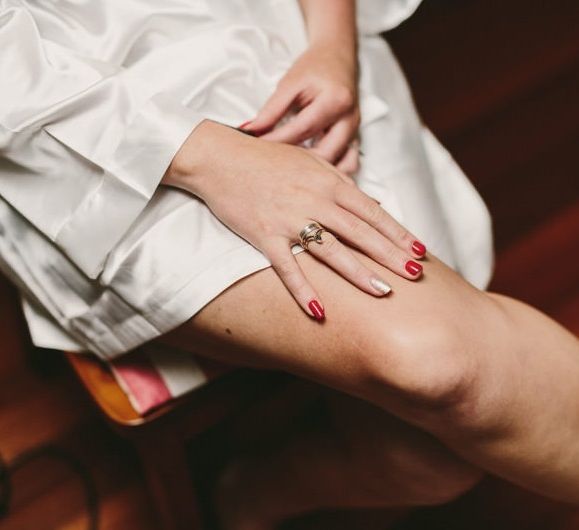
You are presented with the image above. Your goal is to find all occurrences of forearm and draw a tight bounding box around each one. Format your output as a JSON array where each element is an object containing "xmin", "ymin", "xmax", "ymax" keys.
[
  {"xmin": 298, "ymin": 0, "xmax": 357, "ymax": 62},
  {"xmin": 161, "ymin": 119, "xmax": 244, "ymax": 196}
]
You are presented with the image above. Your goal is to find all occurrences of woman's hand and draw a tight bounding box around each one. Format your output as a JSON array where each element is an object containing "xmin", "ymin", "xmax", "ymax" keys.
[
  {"xmin": 242, "ymin": 42, "xmax": 361, "ymax": 176},
  {"xmin": 164, "ymin": 121, "xmax": 427, "ymax": 320}
]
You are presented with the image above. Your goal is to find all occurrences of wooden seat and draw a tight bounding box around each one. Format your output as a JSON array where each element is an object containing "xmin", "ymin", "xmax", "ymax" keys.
[
  {"xmin": 65, "ymin": 351, "xmax": 296, "ymax": 529},
  {"xmin": 66, "ymin": 352, "xmax": 141, "ymax": 426}
]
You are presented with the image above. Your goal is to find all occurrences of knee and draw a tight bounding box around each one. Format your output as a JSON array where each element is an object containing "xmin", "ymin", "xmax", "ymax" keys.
[{"xmin": 358, "ymin": 315, "xmax": 479, "ymax": 413}]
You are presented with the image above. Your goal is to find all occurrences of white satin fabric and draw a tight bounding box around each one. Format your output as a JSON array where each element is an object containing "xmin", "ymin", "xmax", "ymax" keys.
[{"xmin": 0, "ymin": 0, "xmax": 492, "ymax": 358}]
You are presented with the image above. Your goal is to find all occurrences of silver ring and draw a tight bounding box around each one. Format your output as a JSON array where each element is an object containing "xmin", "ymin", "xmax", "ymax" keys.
[{"xmin": 298, "ymin": 222, "xmax": 327, "ymax": 250}]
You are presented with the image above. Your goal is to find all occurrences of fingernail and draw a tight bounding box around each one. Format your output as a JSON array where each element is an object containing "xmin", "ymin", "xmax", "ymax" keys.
[
  {"xmin": 238, "ymin": 120, "xmax": 252, "ymax": 129},
  {"xmin": 370, "ymin": 277, "xmax": 392, "ymax": 295},
  {"xmin": 308, "ymin": 299, "xmax": 325, "ymax": 321},
  {"xmin": 405, "ymin": 260, "xmax": 423, "ymax": 276},
  {"xmin": 411, "ymin": 240, "xmax": 426, "ymax": 257}
]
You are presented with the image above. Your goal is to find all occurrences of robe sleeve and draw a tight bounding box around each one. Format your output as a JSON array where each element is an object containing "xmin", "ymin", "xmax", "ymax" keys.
[
  {"xmin": 357, "ymin": 0, "xmax": 423, "ymax": 35},
  {"xmin": 0, "ymin": 1, "xmax": 205, "ymax": 278}
]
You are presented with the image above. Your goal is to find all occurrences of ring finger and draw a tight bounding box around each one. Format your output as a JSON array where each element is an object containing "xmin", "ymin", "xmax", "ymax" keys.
[{"xmin": 304, "ymin": 228, "xmax": 393, "ymax": 297}]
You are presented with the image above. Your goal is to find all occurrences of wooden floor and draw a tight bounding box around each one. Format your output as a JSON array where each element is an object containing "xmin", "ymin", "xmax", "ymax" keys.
[
  {"xmin": 0, "ymin": 279, "xmax": 157, "ymax": 530},
  {"xmin": 1, "ymin": 1, "xmax": 578, "ymax": 529}
]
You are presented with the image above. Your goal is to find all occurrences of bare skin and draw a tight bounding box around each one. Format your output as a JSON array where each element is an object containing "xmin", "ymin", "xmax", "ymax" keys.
[
  {"xmin": 243, "ymin": 0, "xmax": 361, "ymax": 174},
  {"xmin": 157, "ymin": 1, "xmax": 579, "ymax": 527},
  {"xmin": 163, "ymin": 120, "xmax": 428, "ymax": 320},
  {"xmin": 160, "ymin": 246, "xmax": 579, "ymax": 524}
]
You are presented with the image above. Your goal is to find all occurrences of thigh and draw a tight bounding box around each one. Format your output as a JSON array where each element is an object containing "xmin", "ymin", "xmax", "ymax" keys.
[
  {"xmin": 160, "ymin": 248, "xmax": 494, "ymax": 407},
  {"xmin": 160, "ymin": 246, "xmax": 579, "ymax": 501}
]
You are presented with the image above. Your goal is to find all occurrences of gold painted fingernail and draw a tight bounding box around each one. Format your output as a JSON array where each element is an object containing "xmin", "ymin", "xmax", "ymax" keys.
[{"xmin": 370, "ymin": 277, "xmax": 392, "ymax": 295}]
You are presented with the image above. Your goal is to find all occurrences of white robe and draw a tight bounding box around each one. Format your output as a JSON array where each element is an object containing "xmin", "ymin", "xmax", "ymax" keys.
[{"xmin": 0, "ymin": 0, "xmax": 493, "ymax": 358}]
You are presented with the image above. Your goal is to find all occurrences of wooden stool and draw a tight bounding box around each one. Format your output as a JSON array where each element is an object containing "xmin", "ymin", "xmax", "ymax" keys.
[{"xmin": 66, "ymin": 352, "xmax": 295, "ymax": 530}]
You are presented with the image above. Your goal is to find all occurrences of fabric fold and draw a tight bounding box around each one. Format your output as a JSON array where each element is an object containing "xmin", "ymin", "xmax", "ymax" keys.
[
  {"xmin": 0, "ymin": 1, "xmax": 205, "ymax": 278},
  {"xmin": 357, "ymin": 0, "xmax": 423, "ymax": 35},
  {"xmin": 0, "ymin": 0, "xmax": 493, "ymax": 365}
]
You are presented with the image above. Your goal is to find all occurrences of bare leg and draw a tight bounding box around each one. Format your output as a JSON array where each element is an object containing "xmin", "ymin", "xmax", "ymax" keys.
[
  {"xmin": 214, "ymin": 391, "xmax": 481, "ymax": 530},
  {"xmin": 160, "ymin": 250, "xmax": 579, "ymax": 503}
]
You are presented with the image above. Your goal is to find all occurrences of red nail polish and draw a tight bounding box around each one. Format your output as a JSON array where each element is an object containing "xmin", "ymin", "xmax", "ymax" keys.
[
  {"xmin": 405, "ymin": 260, "xmax": 423, "ymax": 276},
  {"xmin": 238, "ymin": 120, "xmax": 252, "ymax": 129},
  {"xmin": 412, "ymin": 240, "xmax": 426, "ymax": 257},
  {"xmin": 308, "ymin": 300, "xmax": 325, "ymax": 321}
]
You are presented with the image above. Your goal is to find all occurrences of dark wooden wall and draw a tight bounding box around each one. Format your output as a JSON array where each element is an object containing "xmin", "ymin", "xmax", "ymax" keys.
[
  {"xmin": 387, "ymin": 0, "xmax": 579, "ymax": 337},
  {"xmin": 388, "ymin": 0, "xmax": 579, "ymax": 251}
]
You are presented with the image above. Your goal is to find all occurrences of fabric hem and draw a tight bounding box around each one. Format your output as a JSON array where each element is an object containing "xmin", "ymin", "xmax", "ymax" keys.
[
  {"xmin": 77, "ymin": 242, "xmax": 305, "ymax": 359},
  {"xmin": 54, "ymin": 95, "xmax": 206, "ymax": 279}
]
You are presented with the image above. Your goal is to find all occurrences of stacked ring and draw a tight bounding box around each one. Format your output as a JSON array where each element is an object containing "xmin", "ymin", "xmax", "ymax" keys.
[{"xmin": 299, "ymin": 222, "xmax": 327, "ymax": 250}]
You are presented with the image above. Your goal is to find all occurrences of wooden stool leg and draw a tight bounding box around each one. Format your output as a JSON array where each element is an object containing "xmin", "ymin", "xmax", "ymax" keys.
[{"xmin": 135, "ymin": 430, "xmax": 203, "ymax": 530}]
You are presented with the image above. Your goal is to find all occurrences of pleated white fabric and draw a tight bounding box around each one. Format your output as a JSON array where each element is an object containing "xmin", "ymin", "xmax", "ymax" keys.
[{"xmin": 0, "ymin": 0, "xmax": 493, "ymax": 359}]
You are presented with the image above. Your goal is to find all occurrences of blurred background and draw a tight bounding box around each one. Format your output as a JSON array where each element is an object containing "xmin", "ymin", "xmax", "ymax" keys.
[
  {"xmin": 1, "ymin": 1, "xmax": 578, "ymax": 529},
  {"xmin": 388, "ymin": 0, "xmax": 579, "ymax": 323}
]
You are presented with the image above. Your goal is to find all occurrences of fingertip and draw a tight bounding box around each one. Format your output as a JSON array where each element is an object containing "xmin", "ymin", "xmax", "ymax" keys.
[
  {"xmin": 244, "ymin": 107, "xmax": 277, "ymax": 133},
  {"xmin": 307, "ymin": 299, "xmax": 325, "ymax": 321},
  {"xmin": 405, "ymin": 260, "xmax": 423, "ymax": 278},
  {"xmin": 411, "ymin": 240, "xmax": 427, "ymax": 259},
  {"xmin": 369, "ymin": 277, "xmax": 393, "ymax": 296},
  {"xmin": 241, "ymin": 117, "xmax": 269, "ymax": 135},
  {"xmin": 251, "ymin": 88, "xmax": 299, "ymax": 134}
]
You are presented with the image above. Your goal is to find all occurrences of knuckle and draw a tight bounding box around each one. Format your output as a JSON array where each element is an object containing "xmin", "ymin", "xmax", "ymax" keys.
[
  {"xmin": 272, "ymin": 255, "xmax": 295, "ymax": 277},
  {"xmin": 339, "ymin": 160, "xmax": 357, "ymax": 177},
  {"xmin": 332, "ymin": 180, "xmax": 348, "ymax": 201},
  {"xmin": 313, "ymin": 145, "xmax": 332, "ymax": 162},
  {"xmin": 334, "ymin": 179, "xmax": 359, "ymax": 202},
  {"xmin": 350, "ymin": 261, "xmax": 370, "ymax": 284},
  {"xmin": 292, "ymin": 277, "xmax": 309, "ymax": 296},
  {"xmin": 365, "ymin": 201, "xmax": 385, "ymax": 226},
  {"xmin": 381, "ymin": 244, "xmax": 401, "ymax": 264},
  {"xmin": 345, "ymin": 215, "xmax": 367, "ymax": 239},
  {"xmin": 273, "ymin": 259, "xmax": 308, "ymax": 294},
  {"xmin": 394, "ymin": 225, "xmax": 413, "ymax": 245},
  {"xmin": 252, "ymin": 219, "xmax": 273, "ymax": 240},
  {"xmin": 332, "ymin": 86, "xmax": 355, "ymax": 110},
  {"xmin": 294, "ymin": 120, "xmax": 315, "ymax": 140}
]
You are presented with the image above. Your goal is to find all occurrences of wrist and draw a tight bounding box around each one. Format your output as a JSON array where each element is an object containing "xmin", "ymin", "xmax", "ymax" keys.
[
  {"xmin": 309, "ymin": 37, "xmax": 357, "ymax": 74},
  {"xmin": 299, "ymin": 0, "xmax": 357, "ymax": 62},
  {"xmin": 162, "ymin": 119, "xmax": 239, "ymax": 197}
]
